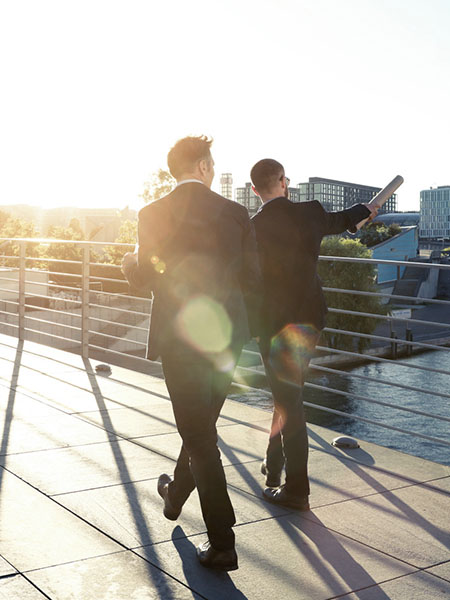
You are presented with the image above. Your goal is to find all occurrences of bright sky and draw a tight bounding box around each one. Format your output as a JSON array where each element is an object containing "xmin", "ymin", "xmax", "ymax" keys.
[{"xmin": 1, "ymin": 0, "xmax": 449, "ymax": 212}]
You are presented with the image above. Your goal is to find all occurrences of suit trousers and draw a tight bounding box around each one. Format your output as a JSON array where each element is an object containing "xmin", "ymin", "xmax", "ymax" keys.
[
  {"xmin": 160, "ymin": 340, "xmax": 242, "ymax": 551},
  {"xmin": 259, "ymin": 329, "xmax": 319, "ymax": 497}
]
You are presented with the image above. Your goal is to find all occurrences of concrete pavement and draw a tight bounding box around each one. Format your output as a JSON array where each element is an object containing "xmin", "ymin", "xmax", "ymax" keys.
[{"xmin": 0, "ymin": 332, "xmax": 449, "ymax": 599}]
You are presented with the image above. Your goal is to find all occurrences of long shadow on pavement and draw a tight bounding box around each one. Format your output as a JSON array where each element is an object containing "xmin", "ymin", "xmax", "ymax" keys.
[
  {"xmin": 82, "ymin": 358, "xmax": 185, "ymax": 600},
  {"xmin": 221, "ymin": 434, "xmax": 392, "ymax": 599},
  {"xmin": 0, "ymin": 340, "xmax": 23, "ymax": 492}
]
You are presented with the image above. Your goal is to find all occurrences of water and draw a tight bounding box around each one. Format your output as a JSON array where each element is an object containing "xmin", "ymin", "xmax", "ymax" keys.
[{"xmin": 231, "ymin": 349, "xmax": 450, "ymax": 466}]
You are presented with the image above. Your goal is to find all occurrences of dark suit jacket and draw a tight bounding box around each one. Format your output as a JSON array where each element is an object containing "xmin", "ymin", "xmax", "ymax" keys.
[
  {"xmin": 123, "ymin": 182, "xmax": 261, "ymax": 360},
  {"xmin": 251, "ymin": 198, "xmax": 370, "ymax": 339}
]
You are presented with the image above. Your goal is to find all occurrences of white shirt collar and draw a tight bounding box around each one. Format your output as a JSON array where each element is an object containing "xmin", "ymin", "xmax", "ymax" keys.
[{"xmin": 176, "ymin": 179, "xmax": 204, "ymax": 187}]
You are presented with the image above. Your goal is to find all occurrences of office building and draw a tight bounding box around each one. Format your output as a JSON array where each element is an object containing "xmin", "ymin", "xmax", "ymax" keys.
[
  {"xmin": 298, "ymin": 177, "xmax": 397, "ymax": 213},
  {"xmin": 220, "ymin": 173, "xmax": 233, "ymax": 200},
  {"xmin": 419, "ymin": 186, "xmax": 450, "ymax": 240},
  {"xmin": 235, "ymin": 183, "xmax": 260, "ymax": 215},
  {"xmin": 235, "ymin": 183, "xmax": 300, "ymax": 216}
]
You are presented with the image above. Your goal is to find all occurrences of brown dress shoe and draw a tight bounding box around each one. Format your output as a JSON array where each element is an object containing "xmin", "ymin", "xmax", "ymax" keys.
[
  {"xmin": 157, "ymin": 474, "xmax": 181, "ymax": 521},
  {"xmin": 263, "ymin": 485, "xmax": 310, "ymax": 511},
  {"xmin": 196, "ymin": 541, "xmax": 238, "ymax": 571},
  {"xmin": 261, "ymin": 460, "xmax": 282, "ymax": 488}
]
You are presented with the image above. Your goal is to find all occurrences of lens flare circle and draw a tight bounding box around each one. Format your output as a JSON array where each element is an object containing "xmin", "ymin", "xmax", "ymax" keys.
[
  {"xmin": 175, "ymin": 295, "xmax": 232, "ymax": 354},
  {"xmin": 269, "ymin": 323, "xmax": 319, "ymax": 385}
]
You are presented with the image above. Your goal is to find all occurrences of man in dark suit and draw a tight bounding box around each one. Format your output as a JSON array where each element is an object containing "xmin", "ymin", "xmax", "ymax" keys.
[
  {"xmin": 122, "ymin": 136, "xmax": 260, "ymax": 571},
  {"xmin": 250, "ymin": 158, "xmax": 376, "ymax": 511}
]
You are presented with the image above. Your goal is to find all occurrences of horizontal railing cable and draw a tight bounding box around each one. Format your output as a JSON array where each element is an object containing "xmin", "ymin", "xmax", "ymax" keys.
[
  {"xmin": 323, "ymin": 286, "xmax": 450, "ymax": 307},
  {"xmin": 0, "ymin": 287, "xmax": 20, "ymax": 298},
  {"xmin": 242, "ymin": 343, "xmax": 450, "ymax": 376},
  {"xmin": 88, "ymin": 343, "xmax": 151, "ymax": 361},
  {"xmin": 86, "ymin": 329, "xmax": 147, "ymax": 346},
  {"xmin": 26, "ymin": 269, "xmax": 82, "ymax": 279},
  {"xmin": 24, "ymin": 305, "xmax": 81, "ymax": 319},
  {"xmin": 21, "ymin": 291, "xmax": 80, "ymax": 305},
  {"xmin": 315, "ymin": 345, "xmax": 450, "ymax": 377},
  {"xmin": 88, "ymin": 275, "xmax": 127, "ymax": 285},
  {"xmin": 88, "ymin": 315, "xmax": 148, "ymax": 332},
  {"xmin": 26, "ymin": 281, "xmax": 82, "ymax": 294},
  {"xmin": 24, "ymin": 256, "xmax": 82, "ymax": 266},
  {"xmin": 87, "ymin": 302, "xmax": 150, "ymax": 317},
  {"xmin": 319, "ymin": 254, "xmax": 450, "ymax": 270},
  {"xmin": 235, "ymin": 361, "xmax": 450, "ymax": 422},
  {"xmin": 303, "ymin": 380, "xmax": 450, "ymax": 423},
  {"xmin": 229, "ymin": 380, "xmax": 450, "ymax": 447},
  {"xmin": 0, "ymin": 237, "xmax": 134, "ymax": 249},
  {"xmin": 324, "ymin": 326, "xmax": 450, "ymax": 353},
  {"xmin": 302, "ymin": 401, "xmax": 450, "ymax": 447},
  {"xmin": 23, "ymin": 327, "xmax": 80, "ymax": 346},
  {"xmin": 25, "ymin": 315, "xmax": 81, "ymax": 332},
  {"xmin": 309, "ymin": 363, "xmax": 450, "ymax": 401},
  {"xmin": 0, "ymin": 311, "xmax": 18, "ymax": 319},
  {"xmin": 328, "ymin": 307, "xmax": 450, "ymax": 330},
  {"xmin": 0, "ymin": 322, "xmax": 19, "ymax": 330}
]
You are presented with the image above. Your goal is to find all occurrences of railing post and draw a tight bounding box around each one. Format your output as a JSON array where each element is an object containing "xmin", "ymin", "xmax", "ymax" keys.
[
  {"xmin": 18, "ymin": 241, "xmax": 26, "ymax": 340},
  {"xmin": 390, "ymin": 331, "xmax": 398, "ymax": 359},
  {"xmin": 81, "ymin": 245, "xmax": 90, "ymax": 358},
  {"xmin": 406, "ymin": 328, "xmax": 413, "ymax": 356}
]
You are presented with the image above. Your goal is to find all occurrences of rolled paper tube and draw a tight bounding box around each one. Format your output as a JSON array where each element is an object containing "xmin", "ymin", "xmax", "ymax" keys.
[{"xmin": 348, "ymin": 175, "xmax": 404, "ymax": 233}]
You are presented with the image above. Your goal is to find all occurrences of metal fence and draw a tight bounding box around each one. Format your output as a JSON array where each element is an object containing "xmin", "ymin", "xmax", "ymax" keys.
[{"xmin": 1, "ymin": 237, "xmax": 449, "ymax": 454}]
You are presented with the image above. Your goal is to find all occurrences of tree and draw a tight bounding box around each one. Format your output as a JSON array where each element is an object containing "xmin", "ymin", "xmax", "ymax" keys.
[
  {"xmin": 44, "ymin": 225, "xmax": 84, "ymax": 262},
  {"xmin": 0, "ymin": 209, "xmax": 10, "ymax": 232},
  {"xmin": 359, "ymin": 221, "xmax": 402, "ymax": 248},
  {"xmin": 140, "ymin": 169, "xmax": 175, "ymax": 204},
  {"xmin": 0, "ymin": 215, "xmax": 40, "ymax": 267},
  {"xmin": 40, "ymin": 224, "xmax": 102, "ymax": 286},
  {"xmin": 318, "ymin": 236, "xmax": 387, "ymax": 352},
  {"xmin": 102, "ymin": 220, "xmax": 137, "ymax": 266}
]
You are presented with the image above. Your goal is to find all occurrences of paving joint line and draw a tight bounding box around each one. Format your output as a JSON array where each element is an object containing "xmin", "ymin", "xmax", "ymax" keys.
[
  {"xmin": 0, "ymin": 466, "xmax": 213, "ymax": 600},
  {"xmin": 325, "ymin": 568, "xmax": 423, "ymax": 599}
]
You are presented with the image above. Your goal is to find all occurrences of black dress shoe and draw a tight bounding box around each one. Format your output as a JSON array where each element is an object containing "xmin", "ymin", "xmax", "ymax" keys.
[
  {"xmin": 196, "ymin": 540, "xmax": 238, "ymax": 571},
  {"xmin": 157, "ymin": 474, "xmax": 181, "ymax": 521},
  {"xmin": 263, "ymin": 485, "xmax": 310, "ymax": 511},
  {"xmin": 261, "ymin": 460, "xmax": 282, "ymax": 488}
]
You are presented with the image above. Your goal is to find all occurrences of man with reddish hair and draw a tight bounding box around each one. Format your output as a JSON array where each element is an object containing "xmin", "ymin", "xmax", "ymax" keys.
[{"xmin": 123, "ymin": 136, "xmax": 260, "ymax": 571}]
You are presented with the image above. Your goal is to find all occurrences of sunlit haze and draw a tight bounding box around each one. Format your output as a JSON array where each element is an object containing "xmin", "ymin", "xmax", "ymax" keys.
[{"xmin": 1, "ymin": 0, "xmax": 449, "ymax": 212}]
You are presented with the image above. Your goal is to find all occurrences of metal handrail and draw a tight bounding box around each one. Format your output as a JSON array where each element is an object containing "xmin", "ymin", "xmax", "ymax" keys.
[
  {"xmin": 323, "ymin": 286, "xmax": 450, "ymax": 306},
  {"xmin": 328, "ymin": 307, "xmax": 450, "ymax": 329},
  {"xmin": 87, "ymin": 329, "xmax": 147, "ymax": 345},
  {"xmin": 320, "ymin": 254, "xmax": 450, "ymax": 270},
  {"xmin": 89, "ymin": 315, "xmax": 148, "ymax": 332},
  {"xmin": 324, "ymin": 326, "xmax": 450, "ymax": 353},
  {"xmin": 315, "ymin": 345, "xmax": 450, "ymax": 377},
  {"xmin": 230, "ymin": 381, "xmax": 450, "ymax": 447},
  {"xmin": 1, "ymin": 236, "xmax": 450, "ymax": 458},
  {"xmin": 309, "ymin": 363, "xmax": 450, "ymax": 401}
]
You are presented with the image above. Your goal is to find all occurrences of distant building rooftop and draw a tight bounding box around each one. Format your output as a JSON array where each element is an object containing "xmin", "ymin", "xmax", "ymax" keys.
[{"xmin": 375, "ymin": 212, "xmax": 420, "ymax": 226}]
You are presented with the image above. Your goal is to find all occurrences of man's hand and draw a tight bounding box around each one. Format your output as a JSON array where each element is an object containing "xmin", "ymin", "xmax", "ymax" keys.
[
  {"xmin": 363, "ymin": 203, "xmax": 379, "ymax": 222},
  {"xmin": 121, "ymin": 252, "xmax": 137, "ymax": 275}
]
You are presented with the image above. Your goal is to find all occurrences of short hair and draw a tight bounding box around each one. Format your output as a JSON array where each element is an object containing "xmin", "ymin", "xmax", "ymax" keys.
[
  {"xmin": 167, "ymin": 135, "xmax": 213, "ymax": 179},
  {"xmin": 250, "ymin": 159, "xmax": 284, "ymax": 193}
]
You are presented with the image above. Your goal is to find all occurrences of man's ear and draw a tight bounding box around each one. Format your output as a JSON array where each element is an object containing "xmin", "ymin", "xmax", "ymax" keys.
[
  {"xmin": 198, "ymin": 159, "xmax": 208, "ymax": 176},
  {"xmin": 252, "ymin": 185, "xmax": 260, "ymax": 197}
]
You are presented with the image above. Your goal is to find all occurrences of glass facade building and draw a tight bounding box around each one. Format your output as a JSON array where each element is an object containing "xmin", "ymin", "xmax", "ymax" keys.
[
  {"xmin": 235, "ymin": 183, "xmax": 260, "ymax": 215},
  {"xmin": 419, "ymin": 186, "xmax": 450, "ymax": 239},
  {"xmin": 220, "ymin": 173, "xmax": 233, "ymax": 200},
  {"xmin": 297, "ymin": 177, "xmax": 397, "ymax": 213},
  {"xmin": 235, "ymin": 183, "xmax": 300, "ymax": 216}
]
